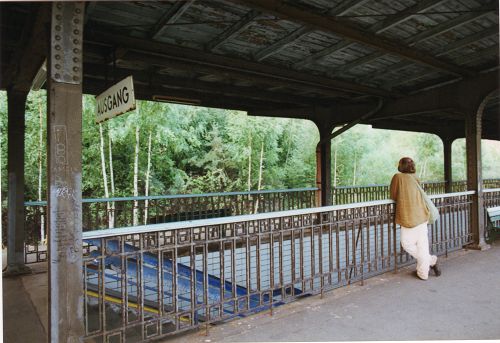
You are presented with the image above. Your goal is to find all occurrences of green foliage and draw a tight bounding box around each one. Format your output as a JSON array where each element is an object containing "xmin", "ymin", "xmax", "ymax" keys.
[
  {"xmin": 331, "ymin": 126, "xmax": 446, "ymax": 186},
  {"xmin": 0, "ymin": 90, "xmax": 499, "ymax": 201},
  {"xmin": 452, "ymin": 138, "xmax": 500, "ymax": 180}
]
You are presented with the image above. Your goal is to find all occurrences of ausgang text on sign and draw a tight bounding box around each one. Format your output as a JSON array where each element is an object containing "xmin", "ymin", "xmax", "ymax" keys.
[{"xmin": 95, "ymin": 76, "xmax": 136, "ymax": 123}]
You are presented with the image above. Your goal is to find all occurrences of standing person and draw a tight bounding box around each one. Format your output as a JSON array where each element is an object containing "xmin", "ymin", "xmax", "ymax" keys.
[{"xmin": 390, "ymin": 157, "xmax": 441, "ymax": 280}]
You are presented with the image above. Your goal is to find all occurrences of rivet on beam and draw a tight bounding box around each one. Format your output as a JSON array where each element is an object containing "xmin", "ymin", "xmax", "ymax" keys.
[{"xmin": 50, "ymin": 2, "xmax": 84, "ymax": 84}]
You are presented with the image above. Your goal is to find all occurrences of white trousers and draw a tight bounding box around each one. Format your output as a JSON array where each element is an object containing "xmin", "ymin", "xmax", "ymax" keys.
[{"xmin": 400, "ymin": 222, "xmax": 437, "ymax": 280}]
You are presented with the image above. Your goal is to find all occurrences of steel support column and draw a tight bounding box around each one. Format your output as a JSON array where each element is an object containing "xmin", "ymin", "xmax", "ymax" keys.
[
  {"xmin": 465, "ymin": 111, "xmax": 489, "ymax": 250},
  {"xmin": 47, "ymin": 2, "xmax": 85, "ymax": 341},
  {"xmin": 316, "ymin": 134, "xmax": 332, "ymax": 206},
  {"xmin": 4, "ymin": 90, "xmax": 30, "ymax": 276},
  {"xmin": 442, "ymin": 137, "xmax": 453, "ymax": 193}
]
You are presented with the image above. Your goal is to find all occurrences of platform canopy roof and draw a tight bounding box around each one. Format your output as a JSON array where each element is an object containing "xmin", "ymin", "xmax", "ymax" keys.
[{"xmin": 1, "ymin": 0, "xmax": 499, "ymax": 139}]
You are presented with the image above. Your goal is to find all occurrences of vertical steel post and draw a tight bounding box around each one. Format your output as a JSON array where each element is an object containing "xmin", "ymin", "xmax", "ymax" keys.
[
  {"xmin": 316, "ymin": 133, "xmax": 332, "ymax": 206},
  {"xmin": 442, "ymin": 137, "xmax": 453, "ymax": 194},
  {"xmin": 465, "ymin": 110, "xmax": 489, "ymax": 250},
  {"xmin": 4, "ymin": 90, "xmax": 31, "ymax": 276},
  {"xmin": 47, "ymin": 2, "xmax": 85, "ymax": 341}
]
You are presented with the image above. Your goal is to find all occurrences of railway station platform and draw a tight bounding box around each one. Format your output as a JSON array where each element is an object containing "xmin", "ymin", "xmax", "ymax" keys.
[{"xmin": 3, "ymin": 241, "xmax": 499, "ymax": 342}]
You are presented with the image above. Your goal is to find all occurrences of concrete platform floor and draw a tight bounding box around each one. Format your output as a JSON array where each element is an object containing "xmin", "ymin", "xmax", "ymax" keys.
[{"xmin": 3, "ymin": 241, "xmax": 500, "ymax": 342}]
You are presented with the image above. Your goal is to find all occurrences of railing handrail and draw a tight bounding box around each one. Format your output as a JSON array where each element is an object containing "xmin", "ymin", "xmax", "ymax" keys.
[
  {"xmin": 333, "ymin": 184, "xmax": 389, "ymax": 189},
  {"xmin": 24, "ymin": 187, "xmax": 319, "ymax": 206},
  {"xmin": 428, "ymin": 191, "xmax": 475, "ymax": 199},
  {"xmin": 83, "ymin": 191, "xmax": 476, "ymax": 239},
  {"xmin": 484, "ymin": 188, "xmax": 500, "ymax": 193},
  {"xmin": 332, "ymin": 180, "xmax": 472, "ymax": 190}
]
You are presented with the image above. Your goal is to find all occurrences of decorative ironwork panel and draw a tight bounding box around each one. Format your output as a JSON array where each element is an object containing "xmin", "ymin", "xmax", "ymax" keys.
[
  {"xmin": 21, "ymin": 188, "xmax": 317, "ymax": 264},
  {"xmin": 81, "ymin": 192, "xmax": 473, "ymax": 342}
]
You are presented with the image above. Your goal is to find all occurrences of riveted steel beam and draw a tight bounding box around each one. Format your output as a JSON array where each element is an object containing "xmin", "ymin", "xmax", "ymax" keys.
[{"xmin": 47, "ymin": 2, "xmax": 85, "ymax": 342}]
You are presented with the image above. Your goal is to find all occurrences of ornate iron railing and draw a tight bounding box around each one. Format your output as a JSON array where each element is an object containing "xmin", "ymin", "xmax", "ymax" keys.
[
  {"xmin": 331, "ymin": 182, "xmax": 446, "ymax": 205},
  {"xmin": 81, "ymin": 191, "xmax": 473, "ymax": 342},
  {"xmin": 332, "ymin": 179, "xmax": 497, "ymax": 205},
  {"xmin": 332, "ymin": 184, "xmax": 389, "ymax": 205},
  {"xmin": 23, "ymin": 188, "xmax": 318, "ymax": 264},
  {"xmin": 484, "ymin": 188, "xmax": 500, "ymax": 208},
  {"xmin": 484, "ymin": 188, "xmax": 500, "ymax": 241},
  {"xmin": 20, "ymin": 179, "xmax": 499, "ymax": 265},
  {"xmin": 484, "ymin": 179, "xmax": 500, "ymax": 190}
]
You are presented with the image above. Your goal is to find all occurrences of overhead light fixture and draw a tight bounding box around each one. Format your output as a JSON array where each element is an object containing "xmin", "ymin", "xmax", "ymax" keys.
[
  {"xmin": 152, "ymin": 95, "xmax": 201, "ymax": 106},
  {"xmin": 31, "ymin": 59, "xmax": 47, "ymax": 91}
]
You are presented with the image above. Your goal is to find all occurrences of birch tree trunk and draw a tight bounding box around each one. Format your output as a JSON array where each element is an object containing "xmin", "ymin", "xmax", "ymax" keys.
[
  {"xmin": 247, "ymin": 135, "xmax": 252, "ymax": 192},
  {"xmin": 333, "ymin": 145, "xmax": 337, "ymax": 188},
  {"xmin": 254, "ymin": 142, "xmax": 264, "ymax": 214},
  {"xmin": 133, "ymin": 121, "xmax": 140, "ymax": 226},
  {"xmin": 0, "ymin": 124, "xmax": 2, "ymax": 248},
  {"xmin": 419, "ymin": 159, "xmax": 428, "ymax": 180},
  {"xmin": 144, "ymin": 130, "xmax": 152, "ymax": 225},
  {"xmin": 37, "ymin": 100, "xmax": 46, "ymax": 243},
  {"xmin": 333, "ymin": 145, "xmax": 338, "ymax": 205},
  {"xmin": 108, "ymin": 130, "xmax": 115, "ymax": 228},
  {"xmin": 284, "ymin": 127, "xmax": 291, "ymax": 165},
  {"xmin": 352, "ymin": 152, "xmax": 357, "ymax": 183},
  {"xmin": 99, "ymin": 123, "xmax": 111, "ymax": 227}
]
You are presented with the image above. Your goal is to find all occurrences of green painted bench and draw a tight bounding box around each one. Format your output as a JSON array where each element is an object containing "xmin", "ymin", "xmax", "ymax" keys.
[{"xmin": 486, "ymin": 206, "xmax": 500, "ymax": 243}]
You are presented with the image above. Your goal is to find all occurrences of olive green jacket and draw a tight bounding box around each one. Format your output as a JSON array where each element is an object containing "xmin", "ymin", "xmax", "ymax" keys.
[{"xmin": 390, "ymin": 173, "xmax": 429, "ymax": 228}]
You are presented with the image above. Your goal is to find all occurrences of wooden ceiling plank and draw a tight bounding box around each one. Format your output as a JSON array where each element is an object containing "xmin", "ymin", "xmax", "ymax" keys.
[
  {"xmin": 292, "ymin": 40, "xmax": 352, "ymax": 69},
  {"xmin": 386, "ymin": 70, "xmax": 442, "ymax": 91},
  {"xmin": 253, "ymin": 0, "xmax": 369, "ymax": 63},
  {"xmin": 327, "ymin": 0, "xmax": 371, "ymax": 17},
  {"xmin": 329, "ymin": 0, "xmax": 447, "ymax": 76},
  {"xmin": 293, "ymin": 0, "xmax": 458, "ymax": 71},
  {"xmin": 356, "ymin": 24, "xmax": 499, "ymax": 86},
  {"xmin": 368, "ymin": 0, "xmax": 447, "ymax": 33},
  {"xmin": 364, "ymin": 6, "xmax": 495, "ymax": 79},
  {"xmin": 329, "ymin": 51, "xmax": 385, "ymax": 77},
  {"xmin": 371, "ymin": 72, "xmax": 498, "ymax": 120},
  {"xmin": 253, "ymin": 26, "xmax": 309, "ymax": 61},
  {"xmin": 150, "ymin": 0, "xmax": 195, "ymax": 40},
  {"xmin": 397, "ymin": 45, "xmax": 498, "ymax": 93},
  {"xmin": 455, "ymin": 45, "xmax": 498, "ymax": 65},
  {"xmin": 405, "ymin": 5, "xmax": 494, "ymax": 47},
  {"xmin": 206, "ymin": 9, "xmax": 260, "ymax": 52},
  {"xmin": 430, "ymin": 26, "xmax": 498, "ymax": 57},
  {"xmin": 388, "ymin": 43, "xmax": 499, "ymax": 91},
  {"xmin": 234, "ymin": 0, "xmax": 478, "ymax": 77},
  {"xmin": 85, "ymin": 30, "xmax": 398, "ymax": 98},
  {"xmin": 122, "ymin": 50, "xmax": 353, "ymax": 98}
]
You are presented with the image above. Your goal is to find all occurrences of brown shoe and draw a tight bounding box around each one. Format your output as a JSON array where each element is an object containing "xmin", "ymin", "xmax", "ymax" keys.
[{"xmin": 430, "ymin": 262, "xmax": 441, "ymax": 277}]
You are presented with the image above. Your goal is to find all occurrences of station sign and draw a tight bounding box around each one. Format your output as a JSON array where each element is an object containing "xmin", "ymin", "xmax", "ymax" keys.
[{"xmin": 95, "ymin": 76, "xmax": 136, "ymax": 123}]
